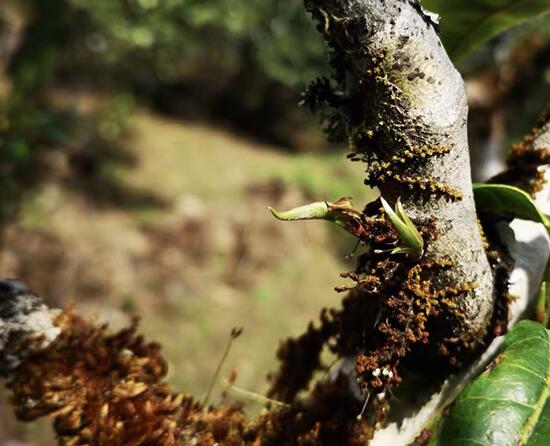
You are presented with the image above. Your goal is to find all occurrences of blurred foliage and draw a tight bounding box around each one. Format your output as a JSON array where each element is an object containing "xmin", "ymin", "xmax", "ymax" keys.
[
  {"xmin": 0, "ymin": 0, "xmax": 549, "ymax": 231},
  {"xmin": 0, "ymin": 105, "xmax": 69, "ymax": 225},
  {"xmin": 0, "ymin": 0, "xmax": 69, "ymax": 228},
  {"xmin": 422, "ymin": 0, "xmax": 550, "ymax": 61},
  {"xmin": 0, "ymin": 2, "xmax": 136, "ymax": 229},
  {"xmin": 63, "ymin": 0, "xmax": 328, "ymax": 88},
  {"xmin": 59, "ymin": 0, "xmax": 330, "ymax": 147},
  {"xmin": 0, "ymin": 0, "xmax": 330, "ymax": 232}
]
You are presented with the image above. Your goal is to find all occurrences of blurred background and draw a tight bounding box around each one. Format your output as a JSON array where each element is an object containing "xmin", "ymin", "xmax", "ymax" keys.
[{"xmin": 0, "ymin": 1, "xmax": 548, "ymax": 444}]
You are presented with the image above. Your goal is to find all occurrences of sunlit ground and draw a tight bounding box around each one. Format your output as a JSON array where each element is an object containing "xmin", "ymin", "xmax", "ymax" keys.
[{"xmin": 0, "ymin": 103, "xmax": 375, "ymax": 444}]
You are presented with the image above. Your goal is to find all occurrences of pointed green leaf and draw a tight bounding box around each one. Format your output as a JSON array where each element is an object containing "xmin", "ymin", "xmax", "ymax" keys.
[
  {"xmin": 429, "ymin": 320, "xmax": 550, "ymax": 446},
  {"xmin": 381, "ymin": 197, "xmax": 423, "ymax": 259},
  {"xmin": 268, "ymin": 197, "xmax": 364, "ymax": 237},
  {"xmin": 473, "ymin": 183, "xmax": 550, "ymax": 235},
  {"xmin": 381, "ymin": 197, "xmax": 410, "ymax": 238},
  {"xmin": 268, "ymin": 201, "xmax": 331, "ymax": 221},
  {"xmin": 396, "ymin": 198, "xmax": 424, "ymax": 248},
  {"xmin": 421, "ymin": 0, "xmax": 550, "ymax": 61}
]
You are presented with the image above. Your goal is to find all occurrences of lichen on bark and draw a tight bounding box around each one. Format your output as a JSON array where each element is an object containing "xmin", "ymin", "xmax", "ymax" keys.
[{"xmin": 302, "ymin": 0, "xmax": 496, "ymax": 353}]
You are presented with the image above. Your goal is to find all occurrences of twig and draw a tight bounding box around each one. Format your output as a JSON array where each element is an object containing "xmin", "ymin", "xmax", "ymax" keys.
[
  {"xmin": 202, "ymin": 327, "xmax": 243, "ymax": 408},
  {"xmin": 223, "ymin": 378, "xmax": 290, "ymax": 408}
]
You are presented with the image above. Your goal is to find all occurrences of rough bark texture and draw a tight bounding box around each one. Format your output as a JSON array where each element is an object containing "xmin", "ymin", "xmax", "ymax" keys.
[
  {"xmin": 372, "ymin": 114, "xmax": 550, "ymax": 445},
  {"xmin": 304, "ymin": 0, "xmax": 494, "ymax": 346},
  {"xmin": 0, "ymin": 279, "xmax": 60, "ymax": 377},
  {"xmin": 535, "ymin": 120, "xmax": 550, "ymax": 147}
]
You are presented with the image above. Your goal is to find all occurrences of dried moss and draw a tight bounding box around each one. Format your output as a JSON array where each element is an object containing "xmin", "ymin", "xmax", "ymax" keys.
[
  {"xmin": 267, "ymin": 201, "xmax": 487, "ymax": 421},
  {"xmin": 9, "ymin": 310, "xmax": 192, "ymax": 445},
  {"xmin": 6, "ymin": 308, "xmax": 379, "ymax": 445},
  {"xmin": 491, "ymin": 130, "xmax": 550, "ymax": 196}
]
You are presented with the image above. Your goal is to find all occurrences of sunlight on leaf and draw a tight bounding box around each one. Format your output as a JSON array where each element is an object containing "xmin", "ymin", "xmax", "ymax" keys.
[
  {"xmin": 268, "ymin": 201, "xmax": 331, "ymax": 221},
  {"xmin": 429, "ymin": 321, "xmax": 550, "ymax": 446},
  {"xmin": 268, "ymin": 197, "xmax": 364, "ymax": 236},
  {"xmin": 473, "ymin": 183, "xmax": 550, "ymax": 236}
]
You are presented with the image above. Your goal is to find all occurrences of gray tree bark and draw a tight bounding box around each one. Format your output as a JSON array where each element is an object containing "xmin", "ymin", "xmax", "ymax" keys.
[
  {"xmin": 306, "ymin": 0, "xmax": 494, "ymax": 346},
  {"xmin": 0, "ymin": 280, "xmax": 60, "ymax": 378},
  {"xmin": 372, "ymin": 118, "xmax": 550, "ymax": 445}
]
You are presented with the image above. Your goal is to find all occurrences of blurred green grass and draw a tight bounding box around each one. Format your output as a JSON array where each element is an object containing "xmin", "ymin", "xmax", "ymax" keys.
[
  {"xmin": 2, "ymin": 107, "xmax": 373, "ymax": 443},
  {"xmin": 122, "ymin": 111, "xmax": 367, "ymax": 207}
]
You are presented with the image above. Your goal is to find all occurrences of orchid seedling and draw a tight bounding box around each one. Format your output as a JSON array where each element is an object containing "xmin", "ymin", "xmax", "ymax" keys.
[{"xmin": 380, "ymin": 197, "xmax": 424, "ymax": 260}]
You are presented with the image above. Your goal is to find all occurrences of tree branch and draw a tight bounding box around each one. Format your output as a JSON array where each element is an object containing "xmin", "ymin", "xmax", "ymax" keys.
[
  {"xmin": 0, "ymin": 2, "xmax": 547, "ymax": 445},
  {"xmin": 0, "ymin": 280, "xmax": 60, "ymax": 378},
  {"xmin": 305, "ymin": 0, "xmax": 495, "ymax": 347},
  {"xmin": 370, "ymin": 115, "xmax": 550, "ymax": 446}
]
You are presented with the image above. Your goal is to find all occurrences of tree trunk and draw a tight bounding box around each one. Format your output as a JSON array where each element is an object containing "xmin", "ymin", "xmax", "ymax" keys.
[{"xmin": 305, "ymin": 0, "xmax": 494, "ymax": 348}]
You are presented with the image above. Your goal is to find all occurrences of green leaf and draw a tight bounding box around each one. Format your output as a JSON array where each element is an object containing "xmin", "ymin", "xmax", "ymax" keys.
[
  {"xmin": 421, "ymin": 0, "xmax": 550, "ymax": 60},
  {"xmin": 268, "ymin": 197, "xmax": 364, "ymax": 235},
  {"xmin": 268, "ymin": 201, "xmax": 331, "ymax": 221},
  {"xmin": 396, "ymin": 198, "xmax": 424, "ymax": 248},
  {"xmin": 473, "ymin": 183, "xmax": 550, "ymax": 235},
  {"xmin": 381, "ymin": 197, "xmax": 424, "ymax": 259},
  {"xmin": 432, "ymin": 320, "xmax": 550, "ymax": 446}
]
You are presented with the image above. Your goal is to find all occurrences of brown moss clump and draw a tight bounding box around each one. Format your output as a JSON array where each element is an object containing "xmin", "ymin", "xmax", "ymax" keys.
[
  {"xmin": 267, "ymin": 202, "xmax": 483, "ymax": 421},
  {"xmin": 7, "ymin": 309, "xmax": 261, "ymax": 445},
  {"xmin": 179, "ymin": 404, "xmax": 254, "ymax": 446},
  {"xmin": 493, "ymin": 141, "xmax": 550, "ymax": 196},
  {"xmin": 477, "ymin": 213, "xmax": 514, "ymax": 341},
  {"xmin": 257, "ymin": 376, "xmax": 374, "ymax": 446},
  {"xmin": 267, "ymin": 313, "xmax": 335, "ymax": 403},
  {"xmin": 409, "ymin": 428, "xmax": 432, "ymax": 446},
  {"xmin": 8, "ymin": 309, "xmax": 195, "ymax": 445},
  {"xmin": 6, "ymin": 308, "xmax": 378, "ymax": 445},
  {"xmin": 491, "ymin": 120, "xmax": 550, "ymax": 196}
]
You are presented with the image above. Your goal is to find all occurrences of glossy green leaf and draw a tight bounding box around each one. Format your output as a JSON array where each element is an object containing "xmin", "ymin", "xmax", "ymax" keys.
[
  {"xmin": 421, "ymin": 0, "xmax": 550, "ymax": 60},
  {"xmin": 431, "ymin": 320, "xmax": 550, "ymax": 446},
  {"xmin": 473, "ymin": 183, "xmax": 550, "ymax": 235},
  {"xmin": 381, "ymin": 197, "xmax": 424, "ymax": 259}
]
